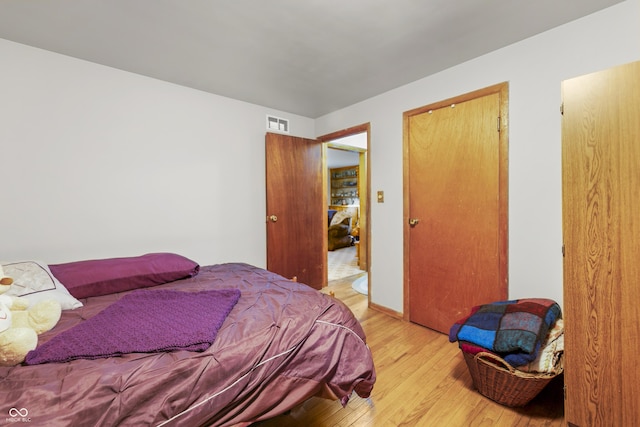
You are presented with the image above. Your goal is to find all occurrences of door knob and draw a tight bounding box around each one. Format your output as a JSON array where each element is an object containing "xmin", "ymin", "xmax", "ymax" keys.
[
  {"xmin": 268, "ymin": 215, "xmax": 278, "ymax": 222},
  {"xmin": 408, "ymin": 218, "xmax": 420, "ymax": 226}
]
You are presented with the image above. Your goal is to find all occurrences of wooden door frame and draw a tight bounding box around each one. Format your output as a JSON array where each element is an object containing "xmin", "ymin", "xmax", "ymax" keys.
[
  {"xmin": 318, "ymin": 123, "xmax": 370, "ymax": 291},
  {"xmin": 402, "ymin": 83, "xmax": 509, "ymax": 321}
]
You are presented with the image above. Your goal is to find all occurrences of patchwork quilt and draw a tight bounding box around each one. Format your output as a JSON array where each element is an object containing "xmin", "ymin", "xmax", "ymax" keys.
[{"xmin": 448, "ymin": 298, "xmax": 562, "ymax": 366}]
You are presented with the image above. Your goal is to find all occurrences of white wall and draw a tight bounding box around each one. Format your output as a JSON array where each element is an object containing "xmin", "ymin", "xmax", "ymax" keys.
[
  {"xmin": 0, "ymin": 39, "xmax": 315, "ymax": 266},
  {"xmin": 327, "ymin": 148, "xmax": 359, "ymax": 169},
  {"xmin": 316, "ymin": 0, "xmax": 640, "ymax": 313}
]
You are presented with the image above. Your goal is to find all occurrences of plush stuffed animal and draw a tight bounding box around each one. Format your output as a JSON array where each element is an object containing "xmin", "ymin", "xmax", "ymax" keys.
[{"xmin": 0, "ymin": 265, "xmax": 62, "ymax": 366}]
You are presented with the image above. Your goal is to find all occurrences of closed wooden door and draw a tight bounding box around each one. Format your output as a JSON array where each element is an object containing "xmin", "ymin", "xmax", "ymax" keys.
[
  {"xmin": 404, "ymin": 84, "xmax": 508, "ymax": 334},
  {"xmin": 266, "ymin": 132, "xmax": 326, "ymax": 289},
  {"xmin": 562, "ymin": 61, "xmax": 640, "ymax": 427}
]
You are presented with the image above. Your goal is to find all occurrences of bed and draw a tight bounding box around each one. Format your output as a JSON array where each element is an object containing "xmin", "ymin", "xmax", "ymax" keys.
[{"xmin": 0, "ymin": 255, "xmax": 376, "ymax": 426}]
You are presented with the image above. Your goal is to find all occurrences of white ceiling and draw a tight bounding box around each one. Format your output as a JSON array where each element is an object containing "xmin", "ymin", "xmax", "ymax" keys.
[{"xmin": 0, "ymin": 0, "xmax": 624, "ymax": 118}]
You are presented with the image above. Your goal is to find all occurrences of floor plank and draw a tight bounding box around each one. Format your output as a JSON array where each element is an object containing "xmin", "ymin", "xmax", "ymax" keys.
[{"xmin": 252, "ymin": 275, "xmax": 564, "ymax": 426}]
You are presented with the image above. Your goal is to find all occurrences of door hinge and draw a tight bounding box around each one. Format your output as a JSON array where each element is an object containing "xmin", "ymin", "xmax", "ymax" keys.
[
  {"xmin": 560, "ymin": 103, "xmax": 564, "ymax": 115},
  {"xmin": 497, "ymin": 117, "xmax": 501, "ymax": 132}
]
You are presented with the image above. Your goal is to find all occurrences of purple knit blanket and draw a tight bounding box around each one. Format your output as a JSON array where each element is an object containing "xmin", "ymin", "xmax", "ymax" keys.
[{"xmin": 25, "ymin": 288, "xmax": 241, "ymax": 365}]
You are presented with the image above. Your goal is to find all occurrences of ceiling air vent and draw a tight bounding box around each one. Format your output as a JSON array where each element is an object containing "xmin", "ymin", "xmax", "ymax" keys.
[{"xmin": 266, "ymin": 115, "xmax": 289, "ymax": 133}]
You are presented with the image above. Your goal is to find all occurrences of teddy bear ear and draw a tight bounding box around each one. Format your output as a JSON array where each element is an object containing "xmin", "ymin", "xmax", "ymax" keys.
[{"xmin": 0, "ymin": 265, "xmax": 13, "ymax": 286}]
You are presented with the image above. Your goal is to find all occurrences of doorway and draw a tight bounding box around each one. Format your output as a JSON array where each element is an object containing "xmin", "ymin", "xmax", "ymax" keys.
[
  {"xmin": 403, "ymin": 83, "xmax": 508, "ymax": 334},
  {"xmin": 319, "ymin": 124, "xmax": 370, "ymax": 296},
  {"xmin": 326, "ymin": 146, "xmax": 365, "ymax": 282}
]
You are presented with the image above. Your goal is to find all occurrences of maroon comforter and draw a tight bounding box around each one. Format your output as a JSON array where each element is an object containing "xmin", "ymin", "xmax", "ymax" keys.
[{"xmin": 0, "ymin": 263, "xmax": 376, "ymax": 426}]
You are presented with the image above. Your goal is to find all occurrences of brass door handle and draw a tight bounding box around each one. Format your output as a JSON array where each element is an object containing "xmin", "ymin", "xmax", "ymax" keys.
[
  {"xmin": 409, "ymin": 218, "xmax": 420, "ymax": 226},
  {"xmin": 268, "ymin": 215, "xmax": 278, "ymax": 222}
]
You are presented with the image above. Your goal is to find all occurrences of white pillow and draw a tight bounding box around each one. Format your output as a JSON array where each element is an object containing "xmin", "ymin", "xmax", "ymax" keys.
[
  {"xmin": 330, "ymin": 210, "xmax": 351, "ymax": 226},
  {"xmin": 2, "ymin": 261, "xmax": 83, "ymax": 310}
]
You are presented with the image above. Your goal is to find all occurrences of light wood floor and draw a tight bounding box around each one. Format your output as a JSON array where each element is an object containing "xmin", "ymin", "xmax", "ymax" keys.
[{"xmin": 253, "ymin": 274, "xmax": 564, "ymax": 426}]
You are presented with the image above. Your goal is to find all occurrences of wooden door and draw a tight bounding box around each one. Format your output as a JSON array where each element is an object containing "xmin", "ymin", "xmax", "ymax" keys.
[
  {"xmin": 266, "ymin": 132, "xmax": 326, "ymax": 289},
  {"xmin": 562, "ymin": 61, "xmax": 640, "ymax": 427},
  {"xmin": 404, "ymin": 84, "xmax": 508, "ymax": 334}
]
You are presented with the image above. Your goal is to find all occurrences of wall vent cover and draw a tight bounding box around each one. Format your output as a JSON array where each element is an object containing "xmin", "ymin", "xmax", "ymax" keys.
[{"xmin": 266, "ymin": 115, "xmax": 289, "ymax": 133}]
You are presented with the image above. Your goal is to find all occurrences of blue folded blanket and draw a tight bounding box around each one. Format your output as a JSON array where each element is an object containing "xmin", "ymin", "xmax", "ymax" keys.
[
  {"xmin": 26, "ymin": 288, "xmax": 241, "ymax": 365},
  {"xmin": 449, "ymin": 298, "xmax": 562, "ymax": 367}
]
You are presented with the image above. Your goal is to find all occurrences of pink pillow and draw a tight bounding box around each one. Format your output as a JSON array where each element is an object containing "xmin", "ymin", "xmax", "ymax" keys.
[{"xmin": 49, "ymin": 253, "xmax": 200, "ymax": 299}]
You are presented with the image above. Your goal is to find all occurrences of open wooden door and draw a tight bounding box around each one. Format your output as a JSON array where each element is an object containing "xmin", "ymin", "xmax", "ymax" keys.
[
  {"xmin": 404, "ymin": 83, "xmax": 508, "ymax": 334},
  {"xmin": 266, "ymin": 132, "xmax": 326, "ymax": 289}
]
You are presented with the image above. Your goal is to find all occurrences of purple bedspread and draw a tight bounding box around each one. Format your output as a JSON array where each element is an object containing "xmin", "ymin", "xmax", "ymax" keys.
[
  {"xmin": 1, "ymin": 263, "xmax": 375, "ymax": 427},
  {"xmin": 25, "ymin": 288, "xmax": 241, "ymax": 364}
]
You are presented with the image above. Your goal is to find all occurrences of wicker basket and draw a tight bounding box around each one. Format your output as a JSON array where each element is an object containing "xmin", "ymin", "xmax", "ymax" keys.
[{"xmin": 462, "ymin": 350, "xmax": 563, "ymax": 407}]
